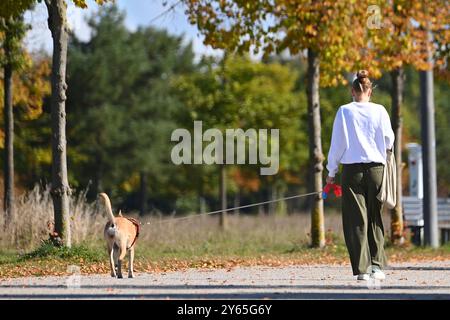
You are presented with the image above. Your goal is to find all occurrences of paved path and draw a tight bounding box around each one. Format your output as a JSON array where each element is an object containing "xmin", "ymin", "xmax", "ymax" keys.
[{"xmin": 1, "ymin": 261, "xmax": 450, "ymax": 299}]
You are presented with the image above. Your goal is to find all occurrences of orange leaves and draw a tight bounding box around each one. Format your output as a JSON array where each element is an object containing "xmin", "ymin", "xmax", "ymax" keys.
[
  {"xmin": 230, "ymin": 168, "xmax": 260, "ymax": 192},
  {"xmin": 11, "ymin": 55, "xmax": 51, "ymax": 120},
  {"xmin": 0, "ymin": 54, "xmax": 50, "ymax": 147},
  {"xmin": 94, "ymin": 0, "xmax": 109, "ymax": 5},
  {"xmin": 72, "ymin": 0, "xmax": 88, "ymax": 9},
  {"xmin": 370, "ymin": 0, "xmax": 448, "ymax": 73},
  {"xmin": 2, "ymin": 245, "xmax": 450, "ymax": 279},
  {"xmin": 72, "ymin": 0, "xmax": 108, "ymax": 9},
  {"xmin": 274, "ymin": 0, "xmax": 371, "ymax": 87},
  {"xmin": 72, "ymin": 0, "xmax": 110, "ymax": 9},
  {"xmin": 304, "ymin": 25, "xmax": 317, "ymax": 36}
]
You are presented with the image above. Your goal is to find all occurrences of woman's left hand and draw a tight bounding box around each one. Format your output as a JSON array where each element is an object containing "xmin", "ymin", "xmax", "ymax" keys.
[{"xmin": 326, "ymin": 176, "xmax": 335, "ymax": 184}]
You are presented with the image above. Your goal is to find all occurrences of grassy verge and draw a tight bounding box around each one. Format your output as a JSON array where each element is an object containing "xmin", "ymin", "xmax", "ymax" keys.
[
  {"xmin": 2, "ymin": 238, "xmax": 450, "ymax": 279},
  {"xmin": 2, "ymin": 211, "xmax": 450, "ymax": 279}
]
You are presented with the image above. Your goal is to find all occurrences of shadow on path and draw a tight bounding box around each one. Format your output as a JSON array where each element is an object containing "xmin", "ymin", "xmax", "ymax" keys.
[
  {"xmin": 387, "ymin": 266, "xmax": 450, "ymax": 271},
  {"xmin": 1, "ymin": 284, "xmax": 449, "ymax": 291},
  {"xmin": 1, "ymin": 292, "xmax": 449, "ymax": 299}
]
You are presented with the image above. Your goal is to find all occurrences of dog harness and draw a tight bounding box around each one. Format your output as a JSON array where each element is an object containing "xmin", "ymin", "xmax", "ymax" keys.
[{"xmin": 125, "ymin": 217, "xmax": 141, "ymax": 249}]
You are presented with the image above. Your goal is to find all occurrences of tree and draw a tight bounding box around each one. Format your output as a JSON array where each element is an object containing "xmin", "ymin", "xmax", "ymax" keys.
[
  {"xmin": 366, "ymin": 1, "xmax": 418, "ymax": 245},
  {"xmin": 12, "ymin": 54, "xmax": 52, "ymax": 186},
  {"xmin": 182, "ymin": 0, "xmax": 368, "ymax": 247},
  {"xmin": 1, "ymin": 53, "xmax": 52, "ymax": 181},
  {"xmin": 172, "ymin": 55, "xmax": 304, "ymax": 224},
  {"xmin": 0, "ymin": 6, "xmax": 32, "ymax": 224},
  {"xmin": 417, "ymin": 2, "xmax": 448, "ymax": 247},
  {"xmin": 44, "ymin": 0, "xmax": 72, "ymax": 246},
  {"xmin": 168, "ymin": 57, "xmax": 233, "ymax": 227},
  {"xmin": 366, "ymin": 0, "xmax": 449, "ymax": 244},
  {"xmin": 39, "ymin": 0, "xmax": 108, "ymax": 247},
  {"xmin": 66, "ymin": 5, "xmax": 196, "ymax": 215}
]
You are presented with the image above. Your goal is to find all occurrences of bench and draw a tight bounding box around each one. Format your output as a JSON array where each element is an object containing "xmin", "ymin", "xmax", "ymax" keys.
[{"xmin": 403, "ymin": 196, "xmax": 450, "ymax": 245}]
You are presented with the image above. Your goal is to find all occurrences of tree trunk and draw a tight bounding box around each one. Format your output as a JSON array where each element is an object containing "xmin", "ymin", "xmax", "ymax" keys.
[
  {"xmin": 45, "ymin": 0, "xmax": 71, "ymax": 247},
  {"xmin": 139, "ymin": 171, "xmax": 148, "ymax": 216},
  {"xmin": 200, "ymin": 197, "xmax": 206, "ymax": 214},
  {"xmin": 234, "ymin": 191, "xmax": 240, "ymax": 215},
  {"xmin": 199, "ymin": 174, "xmax": 206, "ymax": 213},
  {"xmin": 306, "ymin": 49, "xmax": 325, "ymax": 248},
  {"xmin": 390, "ymin": 68, "xmax": 405, "ymax": 245},
  {"xmin": 420, "ymin": 30, "xmax": 439, "ymax": 247},
  {"xmin": 3, "ymin": 36, "xmax": 14, "ymax": 224},
  {"xmin": 276, "ymin": 183, "xmax": 287, "ymax": 216},
  {"xmin": 269, "ymin": 181, "xmax": 276, "ymax": 214},
  {"xmin": 94, "ymin": 157, "xmax": 103, "ymax": 194},
  {"xmin": 219, "ymin": 164, "xmax": 227, "ymax": 230}
]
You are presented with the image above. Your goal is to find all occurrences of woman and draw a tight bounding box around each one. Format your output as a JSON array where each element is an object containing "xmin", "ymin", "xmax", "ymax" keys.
[{"xmin": 326, "ymin": 70, "xmax": 394, "ymax": 281}]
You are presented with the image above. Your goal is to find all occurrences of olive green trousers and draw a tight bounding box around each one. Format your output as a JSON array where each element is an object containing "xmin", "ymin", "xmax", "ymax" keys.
[{"xmin": 341, "ymin": 162, "xmax": 387, "ymax": 275}]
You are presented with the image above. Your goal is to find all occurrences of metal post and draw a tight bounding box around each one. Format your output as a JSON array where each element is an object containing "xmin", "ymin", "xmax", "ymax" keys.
[
  {"xmin": 406, "ymin": 143, "xmax": 424, "ymax": 245},
  {"xmin": 419, "ymin": 33, "xmax": 439, "ymax": 247},
  {"xmin": 406, "ymin": 143, "xmax": 423, "ymax": 199}
]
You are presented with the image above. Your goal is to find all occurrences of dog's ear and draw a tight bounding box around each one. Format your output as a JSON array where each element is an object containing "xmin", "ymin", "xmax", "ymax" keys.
[{"xmin": 118, "ymin": 210, "xmax": 123, "ymax": 217}]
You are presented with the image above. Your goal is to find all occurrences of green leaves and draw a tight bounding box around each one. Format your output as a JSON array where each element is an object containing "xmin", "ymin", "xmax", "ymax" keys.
[
  {"xmin": 66, "ymin": 4, "xmax": 196, "ymax": 202},
  {"xmin": 0, "ymin": 15, "xmax": 30, "ymax": 70},
  {"xmin": 0, "ymin": 0, "xmax": 34, "ymax": 19},
  {"xmin": 172, "ymin": 54, "xmax": 307, "ymax": 190},
  {"xmin": 182, "ymin": 0, "xmax": 373, "ymax": 87}
]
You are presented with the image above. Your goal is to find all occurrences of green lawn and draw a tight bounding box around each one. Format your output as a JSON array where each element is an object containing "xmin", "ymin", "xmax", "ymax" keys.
[{"xmin": 2, "ymin": 214, "xmax": 450, "ymax": 278}]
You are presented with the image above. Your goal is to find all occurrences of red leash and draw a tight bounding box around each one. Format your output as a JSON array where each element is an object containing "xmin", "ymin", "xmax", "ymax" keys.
[{"xmin": 322, "ymin": 183, "xmax": 342, "ymax": 199}]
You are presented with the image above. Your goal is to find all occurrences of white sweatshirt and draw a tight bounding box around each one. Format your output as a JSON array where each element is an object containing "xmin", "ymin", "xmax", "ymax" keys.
[{"xmin": 326, "ymin": 101, "xmax": 395, "ymax": 177}]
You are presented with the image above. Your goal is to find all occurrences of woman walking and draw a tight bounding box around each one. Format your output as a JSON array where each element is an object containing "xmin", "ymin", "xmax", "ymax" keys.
[{"xmin": 326, "ymin": 70, "xmax": 395, "ymax": 281}]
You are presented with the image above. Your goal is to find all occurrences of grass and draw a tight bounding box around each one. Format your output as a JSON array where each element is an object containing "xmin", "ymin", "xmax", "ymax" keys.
[
  {"xmin": 19, "ymin": 240, "xmax": 104, "ymax": 262},
  {"xmin": 2, "ymin": 238, "xmax": 450, "ymax": 279},
  {"xmin": 2, "ymin": 225, "xmax": 450, "ymax": 280},
  {"xmin": 1, "ymin": 187, "xmax": 450, "ymax": 279}
]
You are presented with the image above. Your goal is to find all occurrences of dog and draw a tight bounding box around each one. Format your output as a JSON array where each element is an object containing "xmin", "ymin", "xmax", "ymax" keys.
[{"xmin": 99, "ymin": 193, "xmax": 139, "ymax": 278}]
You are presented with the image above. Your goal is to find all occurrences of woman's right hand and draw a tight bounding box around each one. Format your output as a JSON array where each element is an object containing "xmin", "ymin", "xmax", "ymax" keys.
[{"xmin": 326, "ymin": 176, "xmax": 335, "ymax": 184}]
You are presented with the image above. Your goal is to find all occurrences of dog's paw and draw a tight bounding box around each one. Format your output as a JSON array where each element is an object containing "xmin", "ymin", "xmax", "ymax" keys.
[
  {"xmin": 110, "ymin": 272, "xmax": 117, "ymax": 278},
  {"xmin": 128, "ymin": 273, "xmax": 134, "ymax": 278},
  {"xmin": 117, "ymin": 274, "xmax": 123, "ymax": 279}
]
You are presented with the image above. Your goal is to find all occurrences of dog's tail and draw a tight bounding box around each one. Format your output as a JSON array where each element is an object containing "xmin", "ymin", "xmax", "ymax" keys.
[{"xmin": 99, "ymin": 193, "xmax": 115, "ymax": 224}]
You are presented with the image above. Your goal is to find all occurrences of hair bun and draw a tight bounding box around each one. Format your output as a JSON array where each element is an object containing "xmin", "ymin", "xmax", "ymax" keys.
[
  {"xmin": 352, "ymin": 70, "xmax": 372, "ymax": 93},
  {"xmin": 357, "ymin": 70, "xmax": 369, "ymax": 80}
]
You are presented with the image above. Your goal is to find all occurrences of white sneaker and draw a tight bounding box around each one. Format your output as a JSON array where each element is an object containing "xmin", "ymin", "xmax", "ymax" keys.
[
  {"xmin": 371, "ymin": 266, "xmax": 386, "ymax": 280},
  {"xmin": 357, "ymin": 274, "xmax": 370, "ymax": 281}
]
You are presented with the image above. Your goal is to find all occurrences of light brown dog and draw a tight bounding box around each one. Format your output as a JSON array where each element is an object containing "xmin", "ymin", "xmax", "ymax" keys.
[{"xmin": 99, "ymin": 193, "xmax": 139, "ymax": 278}]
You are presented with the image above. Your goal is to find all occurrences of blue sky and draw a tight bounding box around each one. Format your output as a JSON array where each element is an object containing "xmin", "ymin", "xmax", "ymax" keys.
[{"xmin": 24, "ymin": 0, "xmax": 223, "ymax": 59}]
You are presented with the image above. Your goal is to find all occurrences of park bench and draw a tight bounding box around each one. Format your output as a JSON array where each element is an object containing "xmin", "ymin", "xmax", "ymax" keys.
[{"xmin": 403, "ymin": 196, "xmax": 450, "ymax": 245}]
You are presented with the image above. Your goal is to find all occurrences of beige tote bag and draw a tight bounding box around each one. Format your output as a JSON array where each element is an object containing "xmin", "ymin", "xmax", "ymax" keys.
[{"xmin": 377, "ymin": 149, "xmax": 397, "ymax": 209}]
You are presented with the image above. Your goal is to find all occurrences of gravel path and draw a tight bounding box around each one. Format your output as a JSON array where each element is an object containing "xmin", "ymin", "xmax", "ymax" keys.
[{"xmin": 1, "ymin": 260, "xmax": 450, "ymax": 299}]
